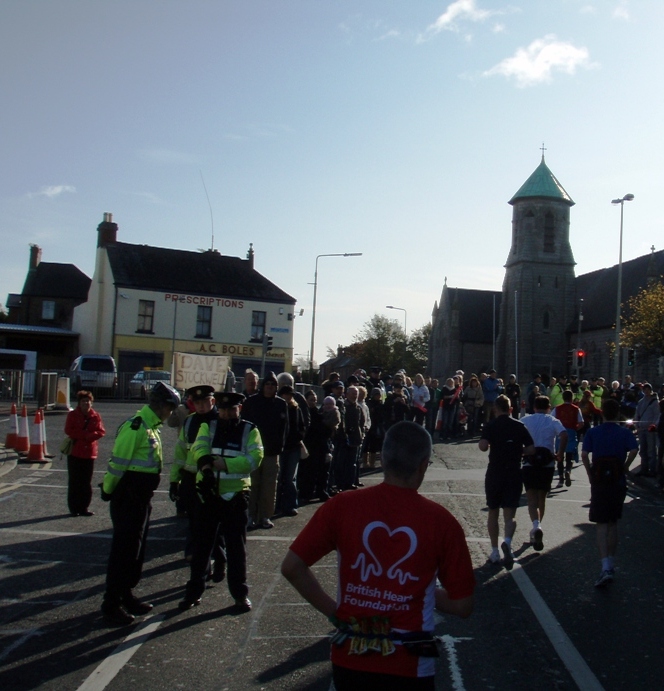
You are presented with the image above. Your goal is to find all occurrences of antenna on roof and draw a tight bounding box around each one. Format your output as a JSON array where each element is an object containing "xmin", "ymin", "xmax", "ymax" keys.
[{"xmin": 199, "ymin": 170, "xmax": 214, "ymax": 251}]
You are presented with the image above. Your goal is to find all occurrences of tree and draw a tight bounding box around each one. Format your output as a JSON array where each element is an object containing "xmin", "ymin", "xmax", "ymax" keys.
[
  {"xmin": 406, "ymin": 323, "xmax": 432, "ymax": 373},
  {"xmin": 620, "ymin": 281, "xmax": 664, "ymax": 356}
]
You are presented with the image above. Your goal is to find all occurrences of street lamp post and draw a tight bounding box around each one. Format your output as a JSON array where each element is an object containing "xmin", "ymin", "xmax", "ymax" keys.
[
  {"xmin": 386, "ymin": 305, "xmax": 408, "ymax": 363},
  {"xmin": 611, "ymin": 193, "xmax": 635, "ymax": 381},
  {"xmin": 309, "ymin": 253, "xmax": 362, "ymax": 380}
]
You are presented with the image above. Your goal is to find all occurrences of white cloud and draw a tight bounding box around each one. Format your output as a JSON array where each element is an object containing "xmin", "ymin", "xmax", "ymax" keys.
[
  {"xmin": 419, "ymin": 0, "xmax": 501, "ymax": 41},
  {"xmin": 613, "ymin": 2, "xmax": 630, "ymax": 20},
  {"xmin": 483, "ymin": 35, "xmax": 593, "ymax": 87},
  {"xmin": 29, "ymin": 185, "xmax": 76, "ymax": 198},
  {"xmin": 375, "ymin": 29, "xmax": 401, "ymax": 41},
  {"xmin": 493, "ymin": 23, "xmax": 506, "ymax": 33},
  {"xmin": 579, "ymin": 5, "xmax": 596, "ymax": 14}
]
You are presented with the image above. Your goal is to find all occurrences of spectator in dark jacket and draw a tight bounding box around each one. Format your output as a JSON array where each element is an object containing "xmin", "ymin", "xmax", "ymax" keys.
[
  {"xmin": 276, "ymin": 385, "xmax": 306, "ymax": 516},
  {"xmin": 242, "ymin": 372, "xmax": 288, "ymax": 529}
]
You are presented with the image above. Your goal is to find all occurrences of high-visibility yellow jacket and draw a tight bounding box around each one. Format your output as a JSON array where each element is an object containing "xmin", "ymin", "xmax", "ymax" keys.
[
  {"xmin": 170, "ymin": 411, "xmax": 216, "ymax": 482},
  {"xmin": 191, "ymin": 418, "xmax": 263, "ymax": 501},
  {"xmin": 103, "ymin": 405, "xmax": 164, "ymax": 494}
]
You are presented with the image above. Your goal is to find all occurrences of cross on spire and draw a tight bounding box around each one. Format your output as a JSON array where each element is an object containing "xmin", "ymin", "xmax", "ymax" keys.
[
  {"xmin": 651, "ymin": 245, "xmax": 656, "ymax": 254},
  {"xmin": 540, "ymin": 142, "xmax": 547, "ymax": 161}
]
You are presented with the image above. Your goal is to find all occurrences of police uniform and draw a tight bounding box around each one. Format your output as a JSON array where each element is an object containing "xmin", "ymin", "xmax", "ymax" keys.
[
  {"xmin": 170, "ymin": 385, "xmax": 218, "ymax": 559},
  {"xmin": 101, "ymin": 382, "xmax": 180, "ymax": 625},
  {"xmin": 180, "ymin": 392, "xmax": 263, "ymax": 611}
]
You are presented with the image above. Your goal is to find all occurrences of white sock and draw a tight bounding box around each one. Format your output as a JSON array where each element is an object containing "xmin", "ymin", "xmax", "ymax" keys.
[{"xmin": 532, "ymin": 520, "xmax": 540, "ymax": 530}]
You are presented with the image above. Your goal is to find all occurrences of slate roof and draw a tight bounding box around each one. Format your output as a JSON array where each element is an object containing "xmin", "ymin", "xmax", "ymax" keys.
[
  {"xmin": 451, "ymin": 288, "xmax": 502, "ymax": 343},
  {"xmin": 509, "ymin": 157, "xmax": 575, "ymax": 206},
  {"xmin": 573, "ymin": 250, "xmax": 664, "ymax": 332},
  {"xmin": 106, "ymin": 243, "xmax": 296, "ymax": 304},
  {"xmin": 21, "ymin": 263, "xmax": 91, "ymax": 300}
]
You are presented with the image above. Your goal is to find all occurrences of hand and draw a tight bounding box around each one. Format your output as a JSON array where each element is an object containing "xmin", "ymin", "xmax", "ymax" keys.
[
  {"xmin": 196, "ymin": 468, "xmax": 217, "ymax": 502},
  {"xmin": 169, "ymin": 482, "xmax": 179, "ymax": 502},
  {"xmin": 99, "ymin": 483, "xmax": 112, "ymax": 502}
]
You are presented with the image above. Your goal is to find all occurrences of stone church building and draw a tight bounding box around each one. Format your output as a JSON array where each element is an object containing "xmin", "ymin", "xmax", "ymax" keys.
[{"xmin": 429, "ymin": 156, "xmax": 664, "ymax": 385}]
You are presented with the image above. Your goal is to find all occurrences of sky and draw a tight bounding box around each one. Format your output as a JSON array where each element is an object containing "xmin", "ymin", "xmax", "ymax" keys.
[{"xmin": 2, "ymin": 0, "xmax": 663, "ymax": 368}]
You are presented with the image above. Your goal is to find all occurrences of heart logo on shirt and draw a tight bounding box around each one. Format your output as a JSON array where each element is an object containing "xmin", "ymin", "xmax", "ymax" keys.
[{"xmin": 350, "ymin": 521, "xmax": 420, "ymax": 584}]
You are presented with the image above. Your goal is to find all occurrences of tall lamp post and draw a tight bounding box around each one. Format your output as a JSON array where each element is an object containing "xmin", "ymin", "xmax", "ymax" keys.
[
  {"xmin": 386, "ymin": 305, "xmax": 407, "ymax": 363},
  {"xmin": 611, "ymin": 193, "xmax": 634, "ymax": 381},
  {"xmin": 309, "ymin": 252, "xmax": 362, "ymax": 380}
]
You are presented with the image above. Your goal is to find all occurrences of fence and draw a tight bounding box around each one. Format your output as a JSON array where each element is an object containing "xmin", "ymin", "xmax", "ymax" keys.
[{"xmin": 0, "ymin": 370, "xmax": 65, "ymax": 409}]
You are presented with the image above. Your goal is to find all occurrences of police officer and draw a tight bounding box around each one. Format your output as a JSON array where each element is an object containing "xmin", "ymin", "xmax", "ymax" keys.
[
  {"xmin": 101, "ymin": 381, "xmax": 181, "ymax": 626},
  {"xmin": 179, "ymin": 391, "xmax": 263, "ymax": 613},
  {"xmin": 169, "ymin": 385, "xmax": 218, "ymax": 562}
]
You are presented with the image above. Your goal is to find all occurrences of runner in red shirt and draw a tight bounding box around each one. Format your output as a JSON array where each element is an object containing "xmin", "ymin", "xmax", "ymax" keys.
[{"xmin": 281, "ymin": 421, "xmax": 475, "ymax": 690}]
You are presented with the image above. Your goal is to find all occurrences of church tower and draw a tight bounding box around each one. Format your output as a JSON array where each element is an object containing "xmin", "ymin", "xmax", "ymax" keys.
[{"xmin": 497, "ymin": 156, "xmax": 577, "ymax": 382}]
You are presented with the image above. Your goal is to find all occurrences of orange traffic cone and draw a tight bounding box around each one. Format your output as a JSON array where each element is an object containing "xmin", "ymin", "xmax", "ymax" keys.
[
  {"xmin": 14, "ymin": 404, "xmax": 30, "ymax": 453},
  {"xmin": 4, "ymin": 403, "xmax": 18, "ymax": 448},
  {"xmin": 27, "ymin": 410, "xmax": 46, "ymax": 462},
  {"xmin": 40, "ymin": 408, "xmax": 54, "ymax": 458}
]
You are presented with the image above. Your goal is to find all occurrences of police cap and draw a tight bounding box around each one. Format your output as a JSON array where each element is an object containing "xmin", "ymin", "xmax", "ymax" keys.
[
  {"xmin": 150, "ymin": 381, "xmax": 181, "ymax": 408},
  {"xmin": 185, "ymin": 385, "xmax": 215, "ymax": 401},
  {"xmin": 214, "ymin": 391, "xmax": 245, "ymax": 408}
]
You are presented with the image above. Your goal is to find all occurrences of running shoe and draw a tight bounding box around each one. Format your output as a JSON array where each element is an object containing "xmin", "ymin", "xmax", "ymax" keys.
[
  {"xmin": 594, "ymin": 570, "xmax": 614, "ymax": 588},
  {"xmin": 532, "ymin": 528, "xmax": 544, "ymax": 551},
  {"xmin": 501, "ymin": 541, "xmax": 514, "ymax": 570}
]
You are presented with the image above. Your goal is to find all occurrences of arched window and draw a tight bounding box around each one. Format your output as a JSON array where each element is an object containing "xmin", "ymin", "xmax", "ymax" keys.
[
  {"xmin": 537, "ymin": 275, "xmax": 541, "ymax": 287},
  {"xmin": 544, "ymin": 212, "xmax": 555, "ymax": 253}
]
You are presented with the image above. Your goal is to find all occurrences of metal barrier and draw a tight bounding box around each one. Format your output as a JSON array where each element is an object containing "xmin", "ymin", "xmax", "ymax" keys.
[{"xmin": 0, "ymin": 370, "xmax": 67, "ymax": 407}]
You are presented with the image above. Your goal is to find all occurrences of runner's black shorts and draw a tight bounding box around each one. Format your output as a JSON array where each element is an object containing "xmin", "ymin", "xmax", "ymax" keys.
[
  {"xmin": 589, "ymin": 481, "xmax": 628, "ymax": 523},
  {"xmin": 521, "ymin": 465, "xmax": 555, "ymax": 492},
  {"xmin": 485, "ymin": 464, "xmax": 523, "ymax": 509}
]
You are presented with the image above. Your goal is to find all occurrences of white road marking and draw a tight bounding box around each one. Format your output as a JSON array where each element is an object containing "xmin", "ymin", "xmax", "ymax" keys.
[
  {"xmin": 511, "ymin": 562, "xmax": 605, "ymax": 691},
  {"xmin": 76, "ymin": 615, "xmax": 165, "ymax": 691},
  {"xmin": 439, "ymin": 634, "xmax": 473, "ymax": 691}
]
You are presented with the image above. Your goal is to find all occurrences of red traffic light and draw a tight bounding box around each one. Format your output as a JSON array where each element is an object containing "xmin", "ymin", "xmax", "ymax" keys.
[{"xmin": 577, "ymin": 349, "xmax": 585, "ymax": 357}]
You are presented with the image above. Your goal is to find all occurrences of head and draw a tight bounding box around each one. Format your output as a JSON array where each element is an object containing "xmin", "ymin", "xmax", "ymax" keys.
[
  {"xmin": 534, "ymin": 395, "xmax": 551, "ymax": 413},
  {"xmin": 331, "ymin": 381, "xmax": 345, "ymax": 399},
  {"xmin": 186, "ymin": 385, "xmax": 215, "ymax": 415},
  {"xmin": 446, "ymin": 378, "xmax": 454, "ymax": 388},
  {"xmin": 77, "ymin": 390, "xmax": 93, "ymax": 413},
  {"xmin": 278, "ymin": 384, "xmax": 295, "ymax": 404},
  {"xmin": 431, "ymin": 378, "xmax": 439, "ymax": 388},
  {"xmin": 261, "ymin": 371, "xmax": 279, "ymax": 398},
  {"xmin": 244, "ymin": 369, "xmax": 258, "ymax": 393},
  {"xmin": 381, "ymin": 421, "xmax": 432, "ymax": 484},
  {"xmin": 305, "ymin": 389, "xmax": 318, "ymax": 408},
  {"xmin": 322, "ymin": 396, "xmax": 336, "ymax": 411},
  {"xmin": 509, "ymin": 374, "xmax": 516, "ymax": 383},
  {"xmin": 493, "ymin": 394, "xmax": 511, "ymax": 416},
  {"xmin": 611, "ymin": 380, "xmax": 620, "ymax": 390},
  {"xmin": 562, "ymin": 390, "xmax": 574, "ymax": 404},
  {"xmin": 414, "ymin": 373, "xmax": 424, "ymax": 387},
  {"xmin": 533, "ymin": 373, "xmax": 542, "ymax": 383},
  {"xmin": 149, "ymin": 381, "xmax": 181, "ymax": 421},
  {"xmin": 346, "ymin": 385, "xmax": 359, "ymax": 403},
  {"xmin": 215, "ymin": 391, "xmax": 245, "ymax": 423},
  {"xmin": 370, "ymin": 366, "xmax": 381, "ymax": 379},
  {"xmin": 643, "ymin": 382, "xmax": 653, "ymax": 397},
  {"xmin": 601, "ymin": 398, "xmax": 620, "ymax": 421},
  {"xmin": 357, "ymin": 386, "xmax": 367, "ymax": 402},
  {"xmin": 277, "ymin": 372, "xmax": 294, "ymax": 389},
  {"xmin": 488, "ymin": 369, "xmax": 497, "ymax": 379},
  {"xmin": 469, "ymin": 376, "xmax": 479, "ymax": 388},
  {"xmin": 370, "ymin": 387, "xmax": 382, "ymax": 400}
]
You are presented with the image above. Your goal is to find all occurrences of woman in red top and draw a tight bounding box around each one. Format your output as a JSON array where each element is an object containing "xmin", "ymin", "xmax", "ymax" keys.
[{"xmin": 64, "ymin": 390, "xmax": 106, "ymax": 516}]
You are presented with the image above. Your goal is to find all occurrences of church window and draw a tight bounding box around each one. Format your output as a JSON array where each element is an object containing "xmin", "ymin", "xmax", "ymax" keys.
[
  {"xmin": 544, "ymin": 212, "xmax": 555, "ymax": 252},
  {"xmin": 537, "ymin": 276, "xmax": 541, "ymax": 287}
]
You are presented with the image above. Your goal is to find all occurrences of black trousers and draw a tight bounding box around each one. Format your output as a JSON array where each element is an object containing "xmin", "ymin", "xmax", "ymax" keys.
[
  {"xmin": 67, "ymin": 456, "xmax": 94, "ymax": 514},
  {"xmin": 187, "ymin": 491, "xmax": 248, "ymax": 601},
  {"xmin": 105, "ymin": 473, "xmax": 156, "ymax": 605}
]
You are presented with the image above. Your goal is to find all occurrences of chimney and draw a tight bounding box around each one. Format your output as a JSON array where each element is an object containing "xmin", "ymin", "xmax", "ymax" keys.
[
  {"xmin": 246, "ymin": 243, "xmax": 255, "ymax": 269},
  {"xmin": 29, "ymin": 244, "xmax": 42, "ymax": 270},
  {"xmin": 97, "ymin": 212, "xmax": 118, "ymax": 248}
]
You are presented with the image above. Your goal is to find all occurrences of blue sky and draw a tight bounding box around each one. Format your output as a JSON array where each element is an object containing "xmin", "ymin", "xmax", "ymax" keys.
[{"xmin": 2, "ymin": 1, "xmax": 662, "ymax": 368}]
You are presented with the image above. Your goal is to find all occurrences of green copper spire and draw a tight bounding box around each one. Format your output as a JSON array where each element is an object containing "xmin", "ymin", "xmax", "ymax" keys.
[{"xmin": 509, "ymin": 156, "xmax": 575, "ymax": 206}]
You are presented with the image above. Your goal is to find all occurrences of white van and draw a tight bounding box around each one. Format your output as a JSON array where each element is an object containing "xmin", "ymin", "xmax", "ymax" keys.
[{"xmin": 69, "ymin": 355, "xmax": 118, "ymax": 395}]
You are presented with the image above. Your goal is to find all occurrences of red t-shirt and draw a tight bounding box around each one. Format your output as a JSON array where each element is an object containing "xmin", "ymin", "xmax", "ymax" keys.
[{"xmin": 289, "ymin": 483, "xmax": 475, "ymax": 678}]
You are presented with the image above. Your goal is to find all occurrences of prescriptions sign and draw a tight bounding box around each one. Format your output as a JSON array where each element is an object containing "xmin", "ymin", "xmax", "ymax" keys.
[{"xmin": 173, "ymin": 353, "xmax": 229, "ymax": 390}]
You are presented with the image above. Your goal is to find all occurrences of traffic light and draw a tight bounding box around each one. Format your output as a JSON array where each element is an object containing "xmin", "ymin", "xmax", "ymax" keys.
[
  {"xmin": 627, "ymin": 349, "xmax": 635, "ymax": 367},
  {"xmin": 576, "ymin": 349, "xmax": 585, "ymax": 368},
  {"xmin": 265, "ymin": 335, "xmax": 274, "ymax": 353},
  {"xmin": 567, "ymin": 350, "xmax": 575, "ymax": 367}
]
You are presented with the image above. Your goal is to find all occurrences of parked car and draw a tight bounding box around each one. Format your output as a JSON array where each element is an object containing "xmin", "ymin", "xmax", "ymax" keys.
[
  {"xmin": 69, "ymin": 355, "xmax": 118, "ymax": 395},
  {"xmin": 127, "ymin": 369, "xmax": 172, "ymax": 399}
]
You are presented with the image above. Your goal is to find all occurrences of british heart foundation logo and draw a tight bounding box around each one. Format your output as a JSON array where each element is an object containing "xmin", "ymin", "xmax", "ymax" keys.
[{"xmin": 351, "ymin": 521, "xmax": 419, "ymax": 585}]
